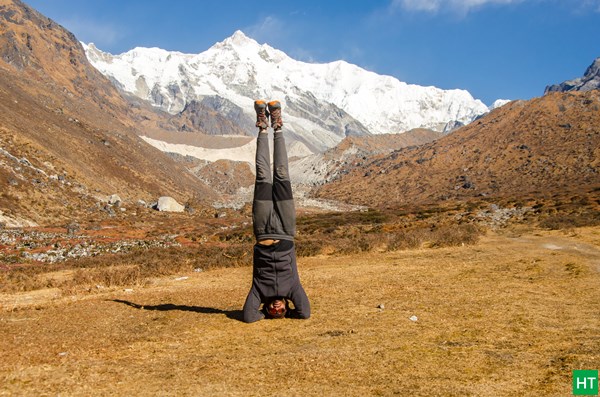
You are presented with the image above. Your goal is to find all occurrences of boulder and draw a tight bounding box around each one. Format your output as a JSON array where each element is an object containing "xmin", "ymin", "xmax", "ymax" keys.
[
  {"xmin": 66, "ymin": 222, "xmax": 80, "ymax": 235},
  {"xmin": 108, "ymin": 194, "xmax": 122, "ymax": 206},
  {"xmin": 156, "ymin": 196, "xmax": 185, "ymax": 212}
]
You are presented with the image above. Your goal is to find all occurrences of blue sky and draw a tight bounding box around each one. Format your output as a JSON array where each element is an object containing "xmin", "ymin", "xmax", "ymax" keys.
[{"xmin": 25, "ymin": 0, "xmax": 600, "ymax": 105}]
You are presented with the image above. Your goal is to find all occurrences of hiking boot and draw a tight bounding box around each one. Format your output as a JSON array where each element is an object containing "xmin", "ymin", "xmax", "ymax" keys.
[
  {"xmin": 254, "ymin": 100, "xmax": 269, "ymax": 129},
  {"xmin": 267, "ymin": 100, "xmax": 283, "ymax": 130}
]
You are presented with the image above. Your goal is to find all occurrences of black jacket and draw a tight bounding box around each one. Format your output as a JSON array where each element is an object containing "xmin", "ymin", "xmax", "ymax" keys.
[{"xmin": 242, "ymin": 240, "xmax": 310, "ymax": 323}]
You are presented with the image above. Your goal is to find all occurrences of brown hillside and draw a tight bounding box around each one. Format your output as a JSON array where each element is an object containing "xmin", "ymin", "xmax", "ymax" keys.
[
  {"xmin": 316, "ymin": 91, "xmax": 600, "ymax": 208},
  {"xmin": 0, "ymin": 0, "xmax": 218, "ymax": 226},
  {"xmin": 335, "ymin": 128, "xmax": 443, "ymax": 154},
  {"xmin": 294, "ymin": 128, "xmax": 443, "ymax": 187}
]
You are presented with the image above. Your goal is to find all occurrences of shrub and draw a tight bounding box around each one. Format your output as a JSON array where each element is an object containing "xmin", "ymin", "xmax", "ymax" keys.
[
  {"xmin": 387, "ymin": 229, "xmax": 427, "ymax": 251},
  {"xmin": 295, "ymin": 238, "xmax": 324, "ymax": 257},
  {"xmin": 429, "ymin": 224, "xmax": 482, "ymax": 247},
  {"xmin": 539, "ymin": 212, "xmax": 600, "ymax": 230},
  {"xmin": 0, "ymin": 270, "xmax": 47, "ymax": 293},
  {"xmin": 387, "ymin": 224, "xmax": 483, "ymax": 251}
]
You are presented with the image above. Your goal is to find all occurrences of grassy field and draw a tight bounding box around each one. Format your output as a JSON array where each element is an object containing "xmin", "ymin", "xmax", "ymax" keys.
[{"xmin": 1, "ymin": 225, "xmax": 599, "ymax": 396}]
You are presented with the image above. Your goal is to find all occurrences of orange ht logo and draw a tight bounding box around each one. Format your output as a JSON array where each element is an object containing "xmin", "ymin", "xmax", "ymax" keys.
[{"xmin": 573, "ymin": 370, "xmax": 599, "ymax": 395}]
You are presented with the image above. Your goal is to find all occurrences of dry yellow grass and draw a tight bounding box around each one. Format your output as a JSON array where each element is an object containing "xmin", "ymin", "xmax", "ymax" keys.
[{"xmin": 1, "ymin": 227, "xmax": 599, "ymax": 396}]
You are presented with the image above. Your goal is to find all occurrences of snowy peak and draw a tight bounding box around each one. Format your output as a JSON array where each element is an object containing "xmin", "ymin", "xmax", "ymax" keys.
[
  {"xmin": 84, "ymin": 30, "xmax": 491, "ymax": 154},
  {"xmin": 490, "ymin": 99, "xmax": 511, "ymax": 110},
  {"xmin": 207, "ymin": 30, "xmax": 287, "ymax": 65},
  {"xmin": 217, "ymin": 30, "xmax": 259, "ymax": 48}
]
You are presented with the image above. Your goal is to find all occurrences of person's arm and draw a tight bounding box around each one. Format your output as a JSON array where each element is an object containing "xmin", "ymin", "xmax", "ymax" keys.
[
  {"xmin": 287, "ymin": 284, "xmax": 310, "ymax": 319},
  {"xmin": 242, "ymin": 285, "xmax": 265, "ymax": 323}
]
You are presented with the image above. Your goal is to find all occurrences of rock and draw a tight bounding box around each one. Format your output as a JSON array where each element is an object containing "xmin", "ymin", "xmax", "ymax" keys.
[
  {"xmin": 108, "ymin": 194, "xmax": 122, "ymax": 206},
  {"xmin": 545, "ymin": 57, "xmax": 600, "ymax": 93},
  {"xmin": 66, "ymin": 222, "xmax": 80, "ymax": 235},
  {"xmin": 443, "ymin": 120, "xmax": 464, "ymax": 134},
  {"xmin": 19, "ymin": 158, "xmax": 32, "ymax": 166},
  {"xmin": 102, "ymin": 204, "xmax": 116, "ymax": 217},
  {"xmin": 156, "ymin": 196, "xmax": 185, "ymax": 212}
]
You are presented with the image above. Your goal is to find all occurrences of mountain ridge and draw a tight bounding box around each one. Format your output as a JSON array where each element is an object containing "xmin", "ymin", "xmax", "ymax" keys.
[
  {"xmin": 545, "ymin": 57, "xmax": 600, "ymax": 94},
  {"xmin": 0, "ymin": 0, "xmax": 219, "ymax": 226},
  {"xmin": 315, "ymin": 91, "xmax": 600, "ymax": 208},
  {"xmin": 84, "ymin": 30, "xmax": 491, "ymax": 154}
]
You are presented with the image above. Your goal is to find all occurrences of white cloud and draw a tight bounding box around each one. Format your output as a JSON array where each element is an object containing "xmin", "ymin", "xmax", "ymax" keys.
[
  {"xmin": 393, "ymin": 0, "xmax": 600, "ymax": 14},
  {"xmin": 392, "ymin": 0, "xmax": 525, "ymax": 14},
  {"xmin": 396, "ymin": 0, "xmax": 442, "ymax": 12},
  {"xmin": 245, "ymin": 16, "xmax": 319, "ymax": 63},
  {"xmin": 245, "ymin": 16, "xmax": 286, "ymax": 44},
  {"xmin": 288, "ymin": 47, "xmax": 317, "ymax": 63},
  {"xmin": 582, "ymin": 0, "xmax": 600, "ymax": 12}
]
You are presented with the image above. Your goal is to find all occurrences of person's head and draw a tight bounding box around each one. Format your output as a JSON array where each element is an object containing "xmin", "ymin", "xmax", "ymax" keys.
[{"xmin": 265, "ymin": 298, "xmax": 287, "ymax": 319}]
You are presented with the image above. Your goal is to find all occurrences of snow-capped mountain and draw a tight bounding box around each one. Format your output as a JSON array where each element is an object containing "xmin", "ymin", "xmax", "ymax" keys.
[
  {"xmin": 84, "ymin": 30, "xmax": 489, "ymax": 154},
  {"xmin": 490, "ymin": 99, "xmax": 511, "ymax": 110}
]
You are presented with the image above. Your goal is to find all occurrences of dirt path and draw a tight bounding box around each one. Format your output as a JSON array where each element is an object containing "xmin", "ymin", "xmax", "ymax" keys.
[
  {"xmin": 514, "ymin": 231, "xmax": 600, "ymax": 273},
  {"xmin": 1, "ymin": 228, "xmax": 599, "ymax": 396}
]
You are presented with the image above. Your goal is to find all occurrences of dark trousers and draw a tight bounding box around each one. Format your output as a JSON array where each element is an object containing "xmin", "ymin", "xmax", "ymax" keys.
[{"xmin": 252, "ymin": 131, "xmax": 296, "ymax": 240}]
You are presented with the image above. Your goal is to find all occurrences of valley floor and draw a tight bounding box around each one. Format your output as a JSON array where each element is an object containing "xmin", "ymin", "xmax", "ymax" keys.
[{"xmin": 1, "ymin": 227, "xmax": 599, "ymax": 396}]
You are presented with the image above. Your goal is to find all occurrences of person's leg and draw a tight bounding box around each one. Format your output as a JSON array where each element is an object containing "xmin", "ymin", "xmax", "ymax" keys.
[
  {"xmin": 269, "ymin": 101, "xmax": 296, "ymax": 237},
  {"xmin": 252, "ymin": 101, "xmax": 274, "ymax": 238}
]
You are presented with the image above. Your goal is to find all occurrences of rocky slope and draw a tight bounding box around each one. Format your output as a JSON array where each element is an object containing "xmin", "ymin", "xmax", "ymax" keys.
[
  {"xmin": 316, "ymin": 91, "xmax": 600, "ymax": 208},
  {"xmin": 0, "ymin": 0, "xmax": 218, "ymax": 226},
  {"xmin": 290, "ymin": 129, "xmax": 443, "ymax": 186},
  {"xmin": 545, "ymin": 57, "xmax": 600, "ymax": 93}
]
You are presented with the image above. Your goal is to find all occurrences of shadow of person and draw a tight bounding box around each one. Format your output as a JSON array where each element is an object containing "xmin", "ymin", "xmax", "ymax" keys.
[{"xmin": 109, "ymin": 299, "xmax": 244, "ymax": 322}]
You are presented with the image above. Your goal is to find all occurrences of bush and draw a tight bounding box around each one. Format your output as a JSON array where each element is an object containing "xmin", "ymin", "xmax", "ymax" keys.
[
  {"xmin": 295, "ymin": 238, "xmax": 324, "ymax": 257},
  {"xmin": 429, "ymin": 224, "xmax": 482, "ymax": 247},
  {"xmin": 387, "ymin": 229, "xmax": 427, "ymax": 251},
  {"xmin": 539, "ymin": 212, "xmax": 600, "ymax": 230},
  {"xmin": 0, "ymin": 204, "xmax": 492, "ymax": 293},
  {"xmin": 387, "ymin": 224, "xmax": 483, "ymax": 251}
]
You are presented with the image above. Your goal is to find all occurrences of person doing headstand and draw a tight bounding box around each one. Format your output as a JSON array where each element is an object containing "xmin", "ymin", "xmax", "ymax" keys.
[{"xmin": 242, "ymin": 100, "xmax": 311, "ymax": 323}]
